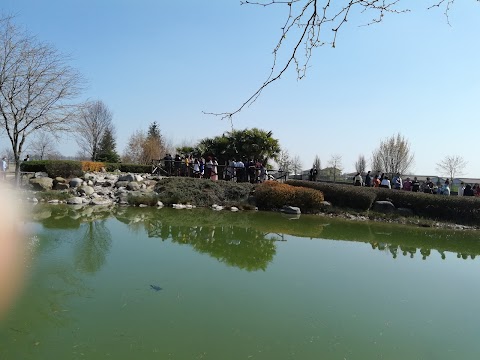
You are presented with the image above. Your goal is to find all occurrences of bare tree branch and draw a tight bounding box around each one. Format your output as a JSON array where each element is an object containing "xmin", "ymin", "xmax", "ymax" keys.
[
  {"xmin": 0, "ymin": 16, "xmax": 83, "ymax": 182},
  {"xmin": 206, "ymin": 0, "xmax": 476, "ymax": 119}
]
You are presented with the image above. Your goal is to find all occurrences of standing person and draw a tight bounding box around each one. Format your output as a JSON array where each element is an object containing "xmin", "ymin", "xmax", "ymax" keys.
[
  {"xmin": 411, "ymin": 177, "xmax": 420, "ymax": 192},
  {"xmin": 458, "ymin": 182, "xmax": 465, "ymax": 196},
  {"xmin": 380, "ymin": 176, "xmax": 391, "ymax": 189},
  {"xmin": 353, "ymin": 172, "xmax": 362, "ymax": 186},
  {"xmin": 373, "ymin": 175, "xmax": 381, "ymax": 187},
  {"xmin": 393, "ymin": 173, "xmax": 403, "ymax": 190},
  {"xmin": 309, "ymin": 165, "xmax": 318, "ymax": 181},
  {"xmin": 210, "ymin": 157, "xmax": 218, "ymax": 181},
  {"xmin": 441, "ymin": 179, "xmax": 451, "ymax": 196},
  {"xmin": 205, "ymin": 156, "xmax": 213, "ymax": 179},
  {"xmin": 235, "ymin": 159, "xmax": 245, "ymax": 182},
  {"xmin": 1, "ymin": 157, "xmax": 7, "ymax": 180},
  {"xmin": 403, "ymin": 177, "xmax": 412, "ymax": 191},
  {"xmin": 193, "ymin": 158, "xmax": 200, "ymax": 178},
  {"xmin": 364, "ymin": 171, "xmax": 372, "ymax": 187},
  {"xmin": 464, "ymin": 184, "xmax": 474, "ymax": 196},
  {"xmin": 23, "ymin": 155, "xmax": 30, "ymax": 162}
]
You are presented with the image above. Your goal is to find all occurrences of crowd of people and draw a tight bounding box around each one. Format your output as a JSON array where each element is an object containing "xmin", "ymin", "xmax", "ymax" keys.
[
  {"xmin": 351, "ymin": 171, "xmax": 480, "ymax": 196},
  {"xmin": 159, "ymin": 154, "xmax": 271, "ymax": 183}
]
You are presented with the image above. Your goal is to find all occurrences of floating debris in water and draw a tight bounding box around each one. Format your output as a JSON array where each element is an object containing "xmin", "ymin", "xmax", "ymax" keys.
[{"xmin": 150, "ymin": 285, "xmax": 162, "ymax": 292}]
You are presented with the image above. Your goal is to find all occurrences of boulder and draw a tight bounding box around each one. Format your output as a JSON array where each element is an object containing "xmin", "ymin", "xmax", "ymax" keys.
[
  {"xmin": 53, "ymin": 182, "xmax": 69, "ymax": 190},
  {"xmin": 29, "ymin": 177, "xmax": 53, "ymax": 191},
  {"xmin": 134, "ymin": 174, "xmax": 144, "ymax": 182},
  {"xmin": 35, "ymin": 171, "xmax": 49, "ymax": 178},
  {"xmin": 84, "ymin": 172, "xmax": 97, "ymax": 181},
  {"xmin": 78, "ymin": 186, "xmax": 95, "ymax": 196},
  {"xmin": 281, "ymin": 206, "xmax": 301, "ymax": 215},
  {"xmin": 55, "ymin": 177, "xmax": 66, "ymax": 183},
  {"xmin": 69, "ymin": 178, "xmax": 83, "ymax": 188},
  {"xmin": 127, "ymin": 181, "xmax": 141, "ymax": 191},
  {"xmin": 373, "ymin": 201, "xmax": 396, "ymax": 213},
  {"xmin": 67, "ymin": 197, "xmax": 83, "ymax": 205},
  {"xmin": 115, "ymin": 181, "xmax": 130, "ymax": 188},
  {"xmin": 118, "ymin": 173, "xmax": 135, "ymax": 182}
]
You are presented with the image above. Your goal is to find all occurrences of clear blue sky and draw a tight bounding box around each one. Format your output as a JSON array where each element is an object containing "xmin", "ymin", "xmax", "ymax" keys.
[{"xmin": 1, "ymin": 1, "xmax": 479, "ymax": 177}]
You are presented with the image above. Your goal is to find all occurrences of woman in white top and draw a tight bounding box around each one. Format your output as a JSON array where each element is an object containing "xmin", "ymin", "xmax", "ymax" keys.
[
  {"xmin": 380, "ymin": 176, "xmax": 391, "ymax": 189},
  {"xmin": 210, "ymin": 158, "xmax": 218, "ymax": 181}
]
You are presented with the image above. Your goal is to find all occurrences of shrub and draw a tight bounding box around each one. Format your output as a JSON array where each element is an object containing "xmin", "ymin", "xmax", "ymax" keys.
[
  {"xmin": 45, "ymin": 161, "xmax": 83, "ymax": 178},
  {"xmin": 20, "ymin": 160, "xmax": 48, "ymax": 173},
  {"xmin": 374, "ymin": 188, "xmax": 480, "ymax": 225},
  {"xmin": 81, "ymin": 161, "xmax": 105, "ymax": 172},
  {"xmin": 255, "ymin": 181, "xmax": 324, "ymax": 213},
  {"xmin": 154, "ymin": 177, "xmax": 253, "ymax": 207},
  {"xmin": 105, "ymin": 163, "xmax": 121, "ymax": 172},
  {"xmin": 21, "ymin": 160, "xmax": 83, "ymax": 178},
  {"xmin": 286, "ymin": 180, "xmax": 376, "ymax": 211}
]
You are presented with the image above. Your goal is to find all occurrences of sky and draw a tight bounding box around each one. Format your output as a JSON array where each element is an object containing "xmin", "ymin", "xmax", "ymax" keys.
[{"xmin": 1, "ymin": 0, "xmax": 479, "ymax": 177}]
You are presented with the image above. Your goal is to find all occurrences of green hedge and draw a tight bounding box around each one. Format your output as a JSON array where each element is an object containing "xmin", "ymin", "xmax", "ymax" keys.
[
  {"xmin": 373, "ymin": 188, "xmax": 480, "ymax": 224},
  {"xmin": 287, "ymin": 180, "xmax": 480, "ymax": 225},
  {"xmin": 286, "ymin": 180, "xmax": 376, "ymax": 211},
  {"xmin": 20, "ymin": 160, "xmax": 84, "ymax": 178}
]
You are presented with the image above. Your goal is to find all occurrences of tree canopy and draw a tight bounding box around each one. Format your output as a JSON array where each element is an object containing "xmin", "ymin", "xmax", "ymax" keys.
[{"xmin": 182, "ymin": 128, "xmax": 281, "ymax": 165}]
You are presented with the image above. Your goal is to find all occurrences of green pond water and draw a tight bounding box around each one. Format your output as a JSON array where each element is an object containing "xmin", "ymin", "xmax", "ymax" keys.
[{"xmin": 1, "ymin": 205, "xmax": 480, "ymax": 360}]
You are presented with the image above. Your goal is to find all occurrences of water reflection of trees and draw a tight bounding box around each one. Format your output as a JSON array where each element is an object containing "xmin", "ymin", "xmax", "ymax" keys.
[
  {"xmin": 147, "ymin": 220, "xmax": 277, "ymax": 271},
  {"xmin": 30, "ymin": 204, "xmax": 480, "ymax": 265},
  {"xmin": 370, "ymin": 242, "xmax": 478, "ymax": 261},
  {"xmin": 74, "ymin": 221, "xmax": 112, "ymax": 273}
]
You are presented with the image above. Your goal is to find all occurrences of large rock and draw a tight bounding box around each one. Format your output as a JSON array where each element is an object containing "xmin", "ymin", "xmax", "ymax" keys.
[
  {"xmin": 29, "ymin": 177, "xmax": 53, "ymax": 191},
  {"xmin": 35, "ymin": 171, "xmax": 49, "ymax": 178},
  {"xmin": 53, "ymin": 182, "xmax": 69, "ymax": 190},
  {"xmin": 127, "ymin": 181, "xmax": 141, "ymax": 191},
  {"xmin": 373, "ymin": 201, "xmax": 396, "ymax": 213},
  {"xmin": 118, "ymin": 173, "xmax": 135, "ymax": 182},
  {"xmin": 69, "ymin": 178, "xmax": 83, "ymax": 188},
  {"xmin": 134, "ymin": 174, "xmax": 144, "ymax": 182},
  {"xmin": 281, "ymin": 206, "xmax": 301, "ymax": 215},
  {"xmin": 78, "ymin": 186, "xmax": 95, "ymax": 196},
  {"xmin": 115, "ymin": 181, "xmax": 130, "ymax": 188}
]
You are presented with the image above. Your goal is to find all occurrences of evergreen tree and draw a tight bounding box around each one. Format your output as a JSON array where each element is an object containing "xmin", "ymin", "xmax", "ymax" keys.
[
  {"xmin": 147, "ymin": 121, "xmax": 161, "ymax": 140},
  {"xmin": 97, "ymin": 127, "xmax": 120, "ymax": 163}
]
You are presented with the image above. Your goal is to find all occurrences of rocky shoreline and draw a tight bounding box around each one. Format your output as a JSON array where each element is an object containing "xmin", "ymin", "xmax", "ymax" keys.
[{"xmin": 21, "ymin": 171, "xmax": 479, "ymax": 231}]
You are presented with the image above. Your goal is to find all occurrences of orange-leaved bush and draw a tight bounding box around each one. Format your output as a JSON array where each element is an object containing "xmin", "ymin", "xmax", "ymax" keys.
[
  {"xmin": 255, "ymin": 181, "xmax": 324, "ymax": 213},
  {"xmin": 81, "ymin": 161, "xmax": 105, "ymax": 172}
]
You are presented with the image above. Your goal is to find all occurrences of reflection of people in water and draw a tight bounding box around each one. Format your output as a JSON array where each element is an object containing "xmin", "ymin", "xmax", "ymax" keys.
[
  {"xmin": 389, "ymin": 245, "xmax": 398, "ymax": 259},
  {"xmin": 420, "ymin": 248, "xmax": 431, "ymax": 260}
]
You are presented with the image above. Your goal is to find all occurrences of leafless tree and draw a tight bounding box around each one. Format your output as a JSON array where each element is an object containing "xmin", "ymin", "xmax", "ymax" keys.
[
  {"xmin": 122, "ymin": 130, "xmax": 149, "ymax": 164},
  {"xmin": 371, "ymin": 133, "xmax": 414, "ymax": 177},
  {"xmin": 328, "ymin": 154, "xmax": 343, "ymax": 183},
  {"xmin": 292, "ymin": 155, "xmax": 303, "ymax": 175},
  {"xmin": 313, "ymin": 154, "xmax": 321, "ymax": 171},
  {"xmin": 355, "ymin": 155, "xmax": 367, "ymax": 174},
  {"xmin": 207, "ymin": 1, "xmax": 472, "ymax": 119},
  {"xmin": 0, "ymin": 16, "xmax": 83, "ymax": 182},
  {"xmin": 29, "ymin": 132, "xmax": 57, "ymax": 160},
  {"xmin": 276, "ymin": 149, "xmax": 293, "ymax": 173},
  {"xmin": 436, "ymin": 155, "xmax": 467, "ymax": 180},
  {"xmin": 75, "ymin": 100, "xmax": 113, "ymax": 162}
]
